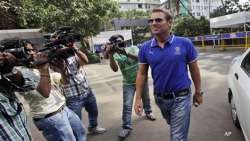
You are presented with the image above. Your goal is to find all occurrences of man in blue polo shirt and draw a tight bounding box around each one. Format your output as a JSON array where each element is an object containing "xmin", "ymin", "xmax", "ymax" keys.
[{"xmin": 134, "ymin": 8, "xmax": 203, "ymax": 141}]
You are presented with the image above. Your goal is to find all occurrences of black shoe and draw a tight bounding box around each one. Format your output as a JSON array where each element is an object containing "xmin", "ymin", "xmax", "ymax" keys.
[
  {"xmin": 145, "ymin": 113, "xmax": 156, "ymax": 121},
  {"xmin": 88, "ymin": 126, "xmax": 107, "ymax": 135},
  {"xmin": 118, "ymin": 128, "xmax": 131, "ymax": 139}
]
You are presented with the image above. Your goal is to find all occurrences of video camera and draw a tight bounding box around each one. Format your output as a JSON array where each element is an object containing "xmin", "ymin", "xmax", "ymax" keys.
[
  {"xmin": 108, "ymin": 34, "xmax": 126, "ymax": 53},
  {"xmin": 44, "ymin": 26, "xmax": 81, "ymax": 47},
  {"xmin": 0, "ymin": 39, "xmax": 30, "ymax": 59},
  {"xmin": 39, "ymin": 26, "xmax": 82, "ymax": 64},
  {"xmin": 0, "ymin": 39, "xmax": 33, "ymax": 74},
  {"xmin": 0, "ymin": 27, "xmax": 82, "ymax": 73}
]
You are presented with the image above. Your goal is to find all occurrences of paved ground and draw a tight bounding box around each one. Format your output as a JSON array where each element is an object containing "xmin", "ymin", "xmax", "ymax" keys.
[{"xmin": 23, "ymin": 49, "xmax": 246, "ymax": 141}]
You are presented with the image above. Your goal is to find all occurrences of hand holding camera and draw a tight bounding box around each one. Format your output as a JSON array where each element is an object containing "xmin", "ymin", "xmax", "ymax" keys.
[
  {"xmin": 0, "ymin": 52, "xmax": 19, "ymax": 74},
  {"xmin": 41, "ymin": 26, "xmax": 81, "ymax": 63},
  {"xmin": 0, "ymin": 52, "xmax": 17, "ymax": 65},
  {"xmin": 114, "ymin": 46, "xmax": 127, "ymax": 55},
  {"xmin": 105, "ymin": 34, "xmax": 127, "ymax": 56},
  {"xmin": 32, "ymin": 52, "xmax": 49, "ymax": 70}
]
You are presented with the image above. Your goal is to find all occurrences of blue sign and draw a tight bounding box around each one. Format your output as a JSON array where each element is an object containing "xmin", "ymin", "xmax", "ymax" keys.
[
  {"xmin": 221, "ymin": 33, "xmax": 230, "ymax": 39},
  {"xmin": 189, "ymin": 32, "xmax": 250, "ymax": 41},
  {"xmin": 248, "ymin": 32, "xmax": 250, "ymax": 37},
  {"xmin": 235, "ymin": 32, "xmax": 245, "ymax": 38},
  {"xmin": 204, "ymin": 35, "xmax": 220, "ymax": 40}
]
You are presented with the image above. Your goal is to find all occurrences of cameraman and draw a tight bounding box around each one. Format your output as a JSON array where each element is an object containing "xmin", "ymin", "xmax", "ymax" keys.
[
  {"xmin": 55, "ymin": 41, "xmax": 106, "ymax": 135},
  {"xmin": 0, "ymin": 39, "xmax": 51, "ymax": 141},
  {"xmin": 0, "ymin": 53, "xmax": 33, "ymax": 141},
  {"xmin": 105, "ymin": 34, "xmax": 155, "ymax": 139},
  {"xmin": 18, "ymin": 40, "xmax": 86, "ymax": 141}
]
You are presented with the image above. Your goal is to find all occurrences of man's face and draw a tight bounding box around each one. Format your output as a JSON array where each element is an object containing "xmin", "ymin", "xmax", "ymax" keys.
[
  {"xmin": 25, "ymin": 43, "xmax": 37, "ymax": 58},
  {"xmin": 149, "ymin": 12, "xmax": 172, "ymax": 36}
]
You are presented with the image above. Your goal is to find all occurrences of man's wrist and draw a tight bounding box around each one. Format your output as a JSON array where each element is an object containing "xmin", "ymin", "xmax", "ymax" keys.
[
  {"xmin": 109, "ymin": 54, "xmax": 114, "ymax": 59},
  {"xmin": 195, "ymin": 91, "xmax": 204, "ymax": 96},
  {"xmin": 74, "ymin": 47, "xmax": 80, "ymax": 53},
  {"xmin": 40, "ymin": 74, "xmax": 50, "ymax": 78},
  {"xmin": 135, "ymin": 96, "xmax": 142, "ymax": 100},
  {"xmin": 39, "ymin": 69, "xmax": 49, "ymax": 74}
]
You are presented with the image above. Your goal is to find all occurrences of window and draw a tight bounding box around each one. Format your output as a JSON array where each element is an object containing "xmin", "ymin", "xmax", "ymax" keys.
[
  {"xmin": 138, "ymin": 4, "xmax": 142, "ymax": 8},
  {"xmin": 241, "ymin": 52, "xmax": 250, "ymax": 75},
  {"xmin": 196, "ymin": 0, "xmax": 199, "ymax": 2},
  {"xmin": 197, "ymin": 12, "xmax": 200, "ymax": 16}
]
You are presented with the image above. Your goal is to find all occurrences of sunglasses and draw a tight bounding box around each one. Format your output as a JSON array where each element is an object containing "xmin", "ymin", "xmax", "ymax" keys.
[
  {"xmin": 26, "ymin": 48, "xmax": 37, "ymax": 54},
  {"xmin": 148, "ymin": 18, "xmax": 164, "ymax": 24}
]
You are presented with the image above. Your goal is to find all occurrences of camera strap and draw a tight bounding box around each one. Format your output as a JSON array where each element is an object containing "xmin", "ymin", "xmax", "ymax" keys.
[{"xmin": 0, "ymin": 74, "xmax": 25, "ymax": 92}]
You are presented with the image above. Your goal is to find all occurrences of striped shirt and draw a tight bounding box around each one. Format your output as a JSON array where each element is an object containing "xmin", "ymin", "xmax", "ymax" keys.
[
  {"xmin": 61, "ymin": 56, "xmax": 90, "ymax": 98},
  {"xmin": 0, "ymin": 68, "xmax": 36, "ymax": 141}
]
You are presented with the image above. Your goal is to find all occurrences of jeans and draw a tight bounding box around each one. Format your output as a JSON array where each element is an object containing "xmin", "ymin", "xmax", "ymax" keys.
[
  {"xmin": 155, "ymin": 93, "xmax": 191, "ymax": 141},
  {"xmin": 33, "ymin": 107, "xmax": 86, "ymax": 141},
  {"xmin": 122, "ymin": 82, "xmax": 152, "ymax": 129},
  {"xmin": 66, "ymin": 89, "xmax": 98, "ymax": 128}
]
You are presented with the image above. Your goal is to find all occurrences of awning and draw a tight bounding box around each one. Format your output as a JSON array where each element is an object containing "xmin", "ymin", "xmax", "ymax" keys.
[{"xmin": 210, "ymin": 11, "xmax": 250, "ymax": 28}]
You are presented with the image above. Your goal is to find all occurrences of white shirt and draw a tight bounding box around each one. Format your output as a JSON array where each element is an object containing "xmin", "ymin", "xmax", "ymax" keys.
[{"xmin": 18, "ymin": 67, "xmax": 65, "ymax": 118}]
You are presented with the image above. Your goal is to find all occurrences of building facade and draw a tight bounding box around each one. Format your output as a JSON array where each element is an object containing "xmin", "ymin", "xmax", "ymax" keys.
[
  {"xmin": 189, "ymin": 0, "xmax": 222, "ymax": 19},
  {"xmin": 161, "ymin": 0, "xmax": 222, "ymax": 19},
  {"xmin": 161, "ymin": 0, "xmax": 189, "ymax": 18},
  {"xmin": 118, "ymin": 0, "xmax": 161, "ymax": 11}
]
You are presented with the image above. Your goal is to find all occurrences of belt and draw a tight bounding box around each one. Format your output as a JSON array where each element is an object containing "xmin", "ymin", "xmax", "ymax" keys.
[
  {"xmin": 33, "ymin": 105, "xmax": 65, "ymax": 121},
  {"xmin": 154, "ymin": 88, "xmax": 191, "ymax": 99}
]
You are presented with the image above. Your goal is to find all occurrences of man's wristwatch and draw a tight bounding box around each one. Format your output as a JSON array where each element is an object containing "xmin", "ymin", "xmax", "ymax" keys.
[
  {"xmin": 74, "ymin": 48, "xmax": 80, "ymax": 52},
  {"xmin": 196, "ymin": 91, "xmax": 204, "ymax": 96}
]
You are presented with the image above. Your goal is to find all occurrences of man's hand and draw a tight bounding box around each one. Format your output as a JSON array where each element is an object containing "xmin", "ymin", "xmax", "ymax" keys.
[
  {"xmin": 193, "ymin": 92, "xmax": 203, "ymax": 107},
  {"xmin": 32, "ymin": 52, "xmax": 49, "ymax": 72},
  {"xmin": 0, "ymin": 52, "xmax": 17, "ymax": 65},
  {"xmin": 116, "ymin": 47, "xmax": 127, "ymax": 55},
  {"xmin": 134, "ymin": 98, "xmax": 143, "ymax": 116},
  {"xmin": 66, "ymin": 42, "xmax": 75, "ymax": 48},
  {"xmin": 105, "ymin": 44, "xmax": 114, "ymax": 55}
]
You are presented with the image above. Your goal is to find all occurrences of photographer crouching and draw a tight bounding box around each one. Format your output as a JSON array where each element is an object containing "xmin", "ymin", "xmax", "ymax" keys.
[{"xmin": 104, "ymin": 34, "xmax": 155, "ymax": 139}]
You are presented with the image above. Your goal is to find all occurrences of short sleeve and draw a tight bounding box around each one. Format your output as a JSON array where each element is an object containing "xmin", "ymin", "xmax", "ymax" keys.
[
  {"xmin": 126, "ymin": 46, "xmax": 139, "ymax": 56},
  {"xmin": 185, "ymin": 39, "xmax": 198, "ymax": 63},
  {"xmin": 16, "ymin": 67, "xmax": 39, "ymax": 91},
  {"xmin": 138, "ymin": 43, "xmax": 148, "ymax": 64}
]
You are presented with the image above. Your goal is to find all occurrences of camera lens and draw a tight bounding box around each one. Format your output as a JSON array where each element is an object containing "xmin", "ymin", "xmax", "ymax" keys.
[{"xmin": 118, "ymin": 42, "xmax": 125, "ymax": 47}]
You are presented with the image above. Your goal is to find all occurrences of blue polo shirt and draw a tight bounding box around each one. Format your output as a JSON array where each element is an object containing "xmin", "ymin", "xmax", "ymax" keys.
[{"xmin": 138, "ymin": 35, "xmax": 198, "ymax": 93}]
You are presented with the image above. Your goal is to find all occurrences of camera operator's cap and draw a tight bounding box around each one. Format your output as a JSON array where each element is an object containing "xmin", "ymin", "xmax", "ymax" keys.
[{"xmin": 109, "ymin": 34, "xmax": 124, "ymax": 43}]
